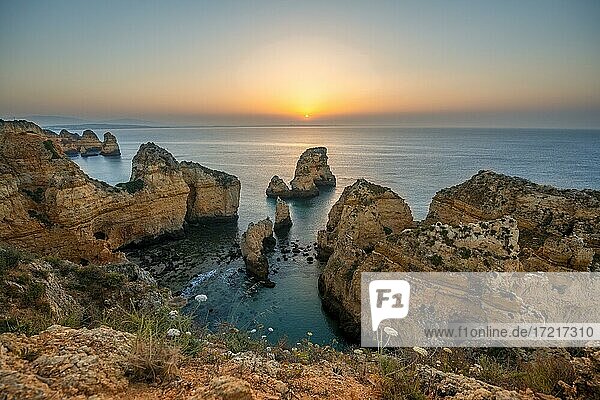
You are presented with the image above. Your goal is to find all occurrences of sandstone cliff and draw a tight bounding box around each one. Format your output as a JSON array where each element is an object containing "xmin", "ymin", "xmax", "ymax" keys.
[
  {"xmin": 0, "ymin": 121, "xmax": 240, "ymax": 264},
  {"xmin": 427, "ymin": 170, "xmax": 600, "ymax": 271},
  {"xmin": 180, "ymin": 161, "xmax": 240, "ymax": 222},
  {"xmin": 266, "ymin": 147, "xmax": 336, "ymax": 198},
  {"xmin": 240, "ymin": 219, "xmax": 276, "ymax": 280},
  {"xmin": 318, "ymin": 173, "xmax": 600, "ymax": 338},
  {"xmin": 100, "ymin": 132, "xmax": 121, "ymax": 156}
]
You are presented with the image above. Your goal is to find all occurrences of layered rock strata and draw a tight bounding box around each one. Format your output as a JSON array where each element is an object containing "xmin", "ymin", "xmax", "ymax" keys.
[
  {"xmin": 426, "ymin": 170, "xmax": 600, "ymax": 271},
  {"xmin": 240, "ymin": 219, "xmax": 276, "ymax": 280},
  {"xmin": 0, "ymin": 120, "xmax": 240, "ymax": 264},
  {"xmin": 100, "ymin": 132, "xmax": 121, "ymax": 156},
  {"xmin": 180, "ymin": 161, "xmax": 240, "ymax": 222},
  {"xmin": 266, "ymin": 147, "xmax": 336, "ymax": 198},
  {"xmin": 318, "ymin": 173, "xmax": 600, "ymax": 338},
  {"xmin": 274, "ymin": 197, "xmax": 292, "ymax": 230}
]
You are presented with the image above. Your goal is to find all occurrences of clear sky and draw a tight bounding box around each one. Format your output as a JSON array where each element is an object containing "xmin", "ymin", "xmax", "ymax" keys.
[{"xmin": 1, "ymin": 0, "xmax": 599, "ymax": 127}]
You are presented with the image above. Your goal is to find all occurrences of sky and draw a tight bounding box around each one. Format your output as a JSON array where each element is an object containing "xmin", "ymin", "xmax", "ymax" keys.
[{"xmin": 1, "ymin": 0, "xmax": 599, "ymax": 128}]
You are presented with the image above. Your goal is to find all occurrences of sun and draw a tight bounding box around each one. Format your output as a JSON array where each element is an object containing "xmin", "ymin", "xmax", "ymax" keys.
[{"xmin": 304, "ymin": 114, "xmax": 310, "ymax": 118}]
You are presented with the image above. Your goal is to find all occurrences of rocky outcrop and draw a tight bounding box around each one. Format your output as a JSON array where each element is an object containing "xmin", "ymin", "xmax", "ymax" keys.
[
  {"xmin": 100, "ymin": 132, "xmax": 121, "ymax": 156},
  {"xmin": 274, "ymin": 197, "xmax": 292, "ymax": 230},
  {"xmin": 266, "ymin": 147, "xmax": 336, "ymax": 198},
  {"xmin": 318, "ymin": 173, "xmax": 600, "ymax": 339},
  {"xmin": 0, "ymin": 325, "xmax": 135, "ymax": 398},
  {"xmin": 79, "ymin": 129, "xmax": 103, "ymax": 156},
  {"xmin": 0, "ymin": 120, "xmax": 240, "ymax": 264},
  {"xmin": 426, "ymin": 170, "xmax": 600, "ymax": 271},
  {"xmin": 317, "ymin": 179, "xmax": 414, "ymax": 259},
  {"xmin": 180, "ymin": 161, "xmax": 240, "ymax": 222},
  {"xmin": 240, "ymin": 219, "xmax": 276, "ymax": 280}
]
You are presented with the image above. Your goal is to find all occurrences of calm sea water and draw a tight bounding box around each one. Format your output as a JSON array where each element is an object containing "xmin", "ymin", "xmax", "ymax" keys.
[{"xmin": 70, "ymin": 126, "xmax": 600, "ymax": 345}]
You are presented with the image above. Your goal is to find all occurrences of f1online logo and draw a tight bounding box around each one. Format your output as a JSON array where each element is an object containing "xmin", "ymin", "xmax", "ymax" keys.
[{"xmin": 369, "ymin": 280, "xmax": 411, "ymax": 331}]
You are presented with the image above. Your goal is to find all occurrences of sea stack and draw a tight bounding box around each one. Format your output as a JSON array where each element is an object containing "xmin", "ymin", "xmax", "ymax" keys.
[
  {"xmin": 266, "ymin": 146, "xmax": 336, "ymax": 198},
  {"xmin": 100, "ymin": 132, "xmax": 121, "ymax": 156},
  {"xmin": 274, "ymin": 197, "xmax": 292, "ymax": 230},
  {"xmin": 240, "ymin": 218, "xmax": 276, "ymax": 281},
  {"xmin": 79, "ymin": 130, "xmax": 103, "ymax": 157}
]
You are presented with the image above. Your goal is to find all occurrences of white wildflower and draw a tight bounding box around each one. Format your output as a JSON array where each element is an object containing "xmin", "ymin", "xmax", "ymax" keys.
[
  {"xmin": 266, "ymin": 347, "xmax": 272, "ymax": 352},
  {"xmin": 168, "ymin": 310, "xmax": 178, "ymax": 319},
  {"xmin": 250, "ymin": 329, "xmax": 257, "ymax": 333},
  {"xmin": 353, "ymin": 349, "xmax": 364, "ymax": 355},
  {"xmin": 383, "ymin": 326, "xmax": 399, "ymax": 337},
  {"xmin": 306, "ymin": 331, "xmax": 313, "ymax": 337},
  {"xmin": 166, "ymin": 328, "xmax": 181, "ymax": 339},
  {"xmin": 195, "ymin": 294, "xmax": 208, "ymax": 302},
  {"xmin": 261, "ymin": 335, "xmax": 267, "ymax": 339},
  {"xmin": 443, "ymin": 347, "xmax": 453, "ymax": 354},
  {"xmin": 412, "ymin": 346, "xmax": 428, "ymax": 357},
  {"xmin": 185, "ymin": 331, "xmax": 192, "ymax": 336},
  {"xmin": 268, "ymin": 327, "xmax": 274, "ymax": 332}
]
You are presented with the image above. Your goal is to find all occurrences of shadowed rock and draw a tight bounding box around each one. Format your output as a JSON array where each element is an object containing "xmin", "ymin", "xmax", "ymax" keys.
[
  {"xmin": 274, "ymin": 197, "xmax": 292, "ymax": 230},
  {"xmin": 240, "ymin": 218, "xmax": 276, "ymax": 280}
]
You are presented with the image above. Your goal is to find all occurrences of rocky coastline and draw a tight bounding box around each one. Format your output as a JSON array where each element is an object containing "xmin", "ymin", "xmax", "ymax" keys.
[
  {"xmin": 1, "ymin": 120, "xmax": 599, "ymax": 399},
  {"xmin": 317, "ymin": 171, "xmax": 600, "ymax": 340},
  {"xmin": 0, "ymin": 120, "xmax": 240, "ymax": 264}
]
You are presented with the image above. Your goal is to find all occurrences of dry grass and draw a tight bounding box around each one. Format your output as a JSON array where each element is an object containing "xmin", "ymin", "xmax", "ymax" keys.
[{"xmin": 127, "ymin": 336, "xmax": 181, "ymax": 383}]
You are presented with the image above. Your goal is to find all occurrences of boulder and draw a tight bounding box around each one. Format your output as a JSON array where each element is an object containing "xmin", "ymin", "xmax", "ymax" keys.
[
  {"xmin": 100, "ymin": 132, "xmax": 121, "ymax": 156},
  {"xmin": 426, "ymin": 170, "xmax": 600, "ymax": 271},
  {"xmin": 266, "ymin": 147, "xmax": 335, "ymax": 198},
  {"xmin": 180, "ymin": 161, "xmax": 240, "ymax": 222},
  {"xmin": 274, "ymin": 197, "xmax": 292, "ymax": 230},
  {"xmin": 240, "ymin": 219, "xmax": 275, "ymax": 280}
]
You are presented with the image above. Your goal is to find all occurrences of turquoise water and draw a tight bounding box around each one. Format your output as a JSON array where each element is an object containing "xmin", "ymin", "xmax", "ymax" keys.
[{"xmin": 71, "ymin": 126, "xmax": 600, "ymax": 345}]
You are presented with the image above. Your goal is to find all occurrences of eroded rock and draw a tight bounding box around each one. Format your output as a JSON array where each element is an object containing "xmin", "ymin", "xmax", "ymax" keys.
[
  {"xmin": 266, "ymin": 147, "xmax": 336, "ymax": 198},
  {"xmin": 180, "ymin": 161, "xmax": 241, "ymax": 222},
  {"xmin": 100, "ymin": 132, "xmax": 121, "ymax": 156},
  {"xmin": 427, "ymin": 170, "xmax": 600, "ymax": 271},
  {"xmin": 274, "ymin": 197, "xmax": 292, "ymax": 230},
  {"xmin": 240, "ymin": 219, "xmax": 275, "ymax": 280},
  {"xmin": 0, "ymin": 121, "xmax": 240, "ymax": 264}
]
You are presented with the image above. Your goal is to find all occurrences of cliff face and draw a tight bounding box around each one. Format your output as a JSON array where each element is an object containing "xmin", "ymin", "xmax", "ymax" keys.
[
  {"xmin": 317, "ymin": 179, "xmax": 414, "ymax": 259},
  {"xmin": 180, "ymin": 161, "xmax": 240, "ymax": 222},
  {"xmin": 426, "ymin": 170, "xmax": 600, "ymax": 271},
  {"xmin": 100, "ymin": 132, "xmax": 121, "ymax": 156},
  {"xmin": 0, "ymin": 121, "xmax": 240, "ymax": 264},
  {"xmin": 318, "ymin": 173, "xmax": 600, "ymax": 338},
  {"xmin": 266, "ymin": 147, "xmax": 336, "ymax": 198}
]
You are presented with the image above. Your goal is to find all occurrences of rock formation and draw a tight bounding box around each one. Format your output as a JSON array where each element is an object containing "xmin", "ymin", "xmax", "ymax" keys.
[
  {"xmin": 100, "ymin": 132, "xmax": 121, "ymax": 156},
  {"xmin": 274, "ymin": 197, "xmax": 292, "ymax": 230},
  {"xmin": 318, "ymin": 174, "xmax": 600, "ymax": 338},
  {"xmin": 317, "ymin": 179, "xmax": 414, "ymax": 259},
  {"xmin": 266, "ymin": 147, "xmax": 336, "ymax": 198},
  {"xmin": 0, "ymin": 120, "xmax": 240, "ymax": 264},
  {"xmin": 79, "ymin": 129, "xmax": 103, "ymax": 156},
  {"xmin": 240, "ymin": 219, "xmax": 276, "ymax": 280},
  {"xmin": 427, "ymin": 170, "xmax": 600, "ymax": 271},
  {"xmin": 180, "ymin": 161, "xmax": 241, "ymax": 222}
]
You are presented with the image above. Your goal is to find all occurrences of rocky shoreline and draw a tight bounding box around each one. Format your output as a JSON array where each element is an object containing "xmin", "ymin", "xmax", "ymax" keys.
[{"xmin": 1, "ymin": 119, "xmax": 599, "ymax": 399}]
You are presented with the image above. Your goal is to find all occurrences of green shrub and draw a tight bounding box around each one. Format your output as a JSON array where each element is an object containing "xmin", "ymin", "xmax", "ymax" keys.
[
  {"xmin": 43, "ymin": 140, "xmax": 60, "ymax": 159},
  {"xmin": 116, "ymin": 179, "xmax": 145, "ymax": 194}
]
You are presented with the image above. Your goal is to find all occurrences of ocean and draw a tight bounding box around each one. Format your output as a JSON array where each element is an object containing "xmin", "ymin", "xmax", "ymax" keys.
[{"xmin": 71, "ymin": 126, "xmax": 600, "ymax": 345}]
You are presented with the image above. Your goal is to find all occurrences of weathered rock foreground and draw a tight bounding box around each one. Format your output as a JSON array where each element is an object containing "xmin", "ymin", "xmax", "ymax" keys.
[
  {"xmin": 0, "ymin": 120, "xmax": 240, "ymax": 264},
  {"xmin": 266, "ymin": 146, "xmax": 336, "ymax": 198},
  {"xmin": 318, "ymin": 172, "xmax": 600, "ymax": 338}
]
